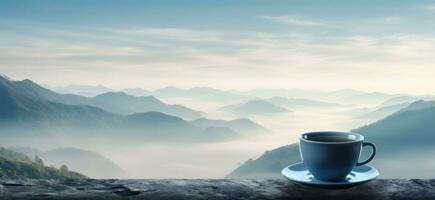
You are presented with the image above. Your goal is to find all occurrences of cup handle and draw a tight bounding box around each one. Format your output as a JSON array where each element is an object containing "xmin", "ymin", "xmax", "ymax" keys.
[{"xmin": 356, "ymin": 142, "xmax": 376, "ymax": 166}]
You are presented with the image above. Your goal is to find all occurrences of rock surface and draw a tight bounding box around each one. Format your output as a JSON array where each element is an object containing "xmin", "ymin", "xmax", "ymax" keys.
[{"xmin": 0, "ymin": 179, "xmax": 434, "ymax": 199}]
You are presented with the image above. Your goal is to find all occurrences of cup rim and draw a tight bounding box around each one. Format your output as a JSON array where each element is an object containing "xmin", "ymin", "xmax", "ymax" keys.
[{"xmin": 300, "ymin": 131, "xmax": 364, "ymax": 144}]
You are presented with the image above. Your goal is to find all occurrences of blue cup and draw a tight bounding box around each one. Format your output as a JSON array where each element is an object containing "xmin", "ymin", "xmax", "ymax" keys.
[{"xmin": 299, "ymin": 131, "xmax": 376, "ymax": 182}]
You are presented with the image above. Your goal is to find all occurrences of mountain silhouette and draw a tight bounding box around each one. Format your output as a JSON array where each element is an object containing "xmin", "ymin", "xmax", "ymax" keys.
[
  {"xmin": 0, "ymin": 79, "xmax": 119, "ymax": 129},
  {"xmin": 219, "ymin": 100, "xmax": 290, "ymax": 115},
  {"xmin": 266, "ymin": 97, "xmax": 341, "ymax": 108},
  {"xmin": 93, "ymin": 92, "xmax": 202, "ymax": 120},
  {"xmin": 338, "ymin": 92, "xmax": 398, "ymax": 105},
  {"xmin": 0, "ymin": 75, "xmax": 240, "ymax": 143},
  {"xmin": 152, "ymin": 86, "xmax": 249, "ymax": 103},
  {"xmin": 227, "ymin": 144, "xmax": 300, "ymax": 178},
  {"xmin": 48, "ymin": 84, "xmax": 112, "ymax": 97},
  {"xmin": 121, "ymin": 88, "xmax": 150, "ymax": 96},
  {"xmin": 357, "ymin": 102, "xmax": 410, "ymax": 120},
  {"xmin": 191, "ymin": 118, "xmax": 270, "ymax": 135},
  {"xmin": 380, "ymin": 95, "xmax": 435, "ymax": 107},
  {"xmin": 355, "ymin": 100, "xmax": 435, "ymax": 148},
  {"xmin": 227, "ymin": 100, "xmax": 435, "ymax": 178},
  {"xmin": 398, "ymin": 100, "xmax": 435, "ymax": 112},
  {"xmin": 0, "ymin": 75, "xmax": 202, "ymax": 120}
]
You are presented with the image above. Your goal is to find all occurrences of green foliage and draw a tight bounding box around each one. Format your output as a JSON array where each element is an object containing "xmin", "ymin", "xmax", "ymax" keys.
[
  {"xmin": 0, "ymin": 147, "xmax": 86, "ymax": 179},
  {"xmin": 34, "ymin": 155, "xmax": 44, "ymax": 166},
  {"xmin": 0, "ymin": 147, "xmax": 33, "ymax": 163}
]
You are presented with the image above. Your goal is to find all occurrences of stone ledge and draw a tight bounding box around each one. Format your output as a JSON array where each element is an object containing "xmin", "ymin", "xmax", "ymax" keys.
[{"xmin": 0, "ymin": 179, "xmax": 434, "ymax": 199}]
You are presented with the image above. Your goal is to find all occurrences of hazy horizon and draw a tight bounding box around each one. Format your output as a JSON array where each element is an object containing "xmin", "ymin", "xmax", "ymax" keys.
[
  {"xmin": 0, "ymin": 73, "xmax": 387, "ymax": 178},
  {"xmin": 2, "ymin": 0, "xmax": 435, "ymax": 94},
  {"xmin": 0, "ymin": 73, "xmax": 414, "ymax": 178},
  {"xmin": 44, "ymin": 83, "xmax": 427, "ymax": 96}
]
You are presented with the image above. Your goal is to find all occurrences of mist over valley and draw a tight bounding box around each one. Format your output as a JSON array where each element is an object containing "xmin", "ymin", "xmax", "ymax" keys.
[{"xmin": 1, "ymin": 73, "xmax": 433, "ymax": 178}]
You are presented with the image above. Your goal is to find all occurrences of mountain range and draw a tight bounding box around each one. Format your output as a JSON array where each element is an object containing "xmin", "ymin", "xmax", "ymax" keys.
[
  {"xmin": 47, "ymin": 84, "xmax": 112, "ymax": 97},
  {"xmin": 337, "ymin": 92, "xmax": 398, "ymax": 105},
  {"xmin": 227, "ymin": 100, "xmax": 435, "ymax": 178},
  {"xmin": 0, "ymin": 75, "xmax": 267, "ymax": 144},
  {"xmin": 380, "ymin": 95, "xmax": 435, "ymax": 107},
  {"xmin": 356, "ymin": 102, "xmax": 410, "ymax": 120},
  {"xmin": 219, "ymin": 100, "xmax": 290, "ymax": 115},
  {"xmin": 240, "ymin": 88, "xmax": 398, "ymax": 105},
  {"xmin": 191, "ymin": 118, "xmax": 270, "ymax": 135},
  {"xmin": 0, "ymin": 76, "xmax": 202, "ymax": 120},
  {"xmin": 356, "ymin": 98, "xmax": 435, "ymax": 121},
  {"xmin": 266, "ymin": 97, "xmax": 342, "ymax": 108},
  {"xmin": 53, "ymin": 84, "xmax": 411, "ymax": 108},
  {"xmin": 121, "ymin": 88, "xmax": 150, "ymax": 96},
  {"xmin": 92, "ymin": 92, "xmax": 203, "ymax": 119},
  {"xmin": 121, "ymin": 86, "xmax": 250, "ymax": 103}
]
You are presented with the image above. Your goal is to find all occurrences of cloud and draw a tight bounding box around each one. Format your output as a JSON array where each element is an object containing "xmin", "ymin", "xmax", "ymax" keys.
[
  {"xmin": 261, "ymin": 15, "xmax": 324, "ymax": 26},
  {"xmin": 361, "ymin": 16, "xmax": 401, "ymax": 25},
  {"xmin": 2, "ymin": 23, "xmax": 435, "ymax": 94},
  {"xmin": 111, "ymin": 27, "xmax": 224, "ymax": 43}
]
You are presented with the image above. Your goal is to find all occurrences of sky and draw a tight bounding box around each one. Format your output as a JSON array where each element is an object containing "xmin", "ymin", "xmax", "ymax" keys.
[{"xmin": 1, "ymin": 0, "xmax": 435, "ymax": 94}]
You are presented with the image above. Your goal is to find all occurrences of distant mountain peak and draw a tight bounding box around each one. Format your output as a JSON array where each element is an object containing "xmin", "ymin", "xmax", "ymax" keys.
[
  {"xmin": 96, "ymin": 91, "xmax": 129, "ymax": 98},
  {"xmin": 21, "ymin": 79, "xmax": 38, "ymax": 85},
  {"xmin": 190, "ymin": 86, "xmax": 221, "ymax": 92},
  {"xmin": 130, "ymin": 111, "xmax": 176, "ymax": 117},
  {"xmin": 95, "ymin": 91, "xmax": 164, "ymax": 104},
  {"xmin": 220, "ymin": 99, "xmax": 290, "ymax": 115},
  {"xmin": 266, "ymin": 96, "xmax": 342, "ymax": 108},
  {"xmin": 0, "ymin": 74, "xmax": 12, "ymax": 81},
  {"xmin": 128, "ymin": 111, "xmax": 185, "ymax": 123},
  {"xmin": 64, "ymin": 84, "xmax": 111, "ymax": 90},
  {"xmin": 243, "ymin": 99, "xmax": 290, "ymax": 111},
  {"xmin": 190, "ymin": 117, "xmax": 270, "ymax": 135},
  {"xmin": 157, "ymin": 86, "xmax": 181, "ymax": 91},
  {"xmin": 410, "ymin": 99, "xmax": 425, "ymax": 104},
  {"xmin": 399, "ymin": 100, "xmax": 435, "ymax": 112},
  {"xmin": 229, "ymin": 118, "xmax": 253, "ymax": 123},
  {"xmin": 122, "ymin": 87, "xmax": 149, "ymax": 92}
]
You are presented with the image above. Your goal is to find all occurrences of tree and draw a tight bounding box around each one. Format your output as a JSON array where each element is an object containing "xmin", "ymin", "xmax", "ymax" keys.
[
  {"xmin": 34, "ymin": 155, "xmax": 44, "ymax": 167},
  {"xmin": 60, "ymin": 165, "xmax": 69, "ymax": 174}
]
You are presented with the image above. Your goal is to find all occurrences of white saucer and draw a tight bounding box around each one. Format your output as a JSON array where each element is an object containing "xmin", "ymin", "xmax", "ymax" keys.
[{"xmin": 281, "ymin": 162, "xmax": 379, "ymax": 189}]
